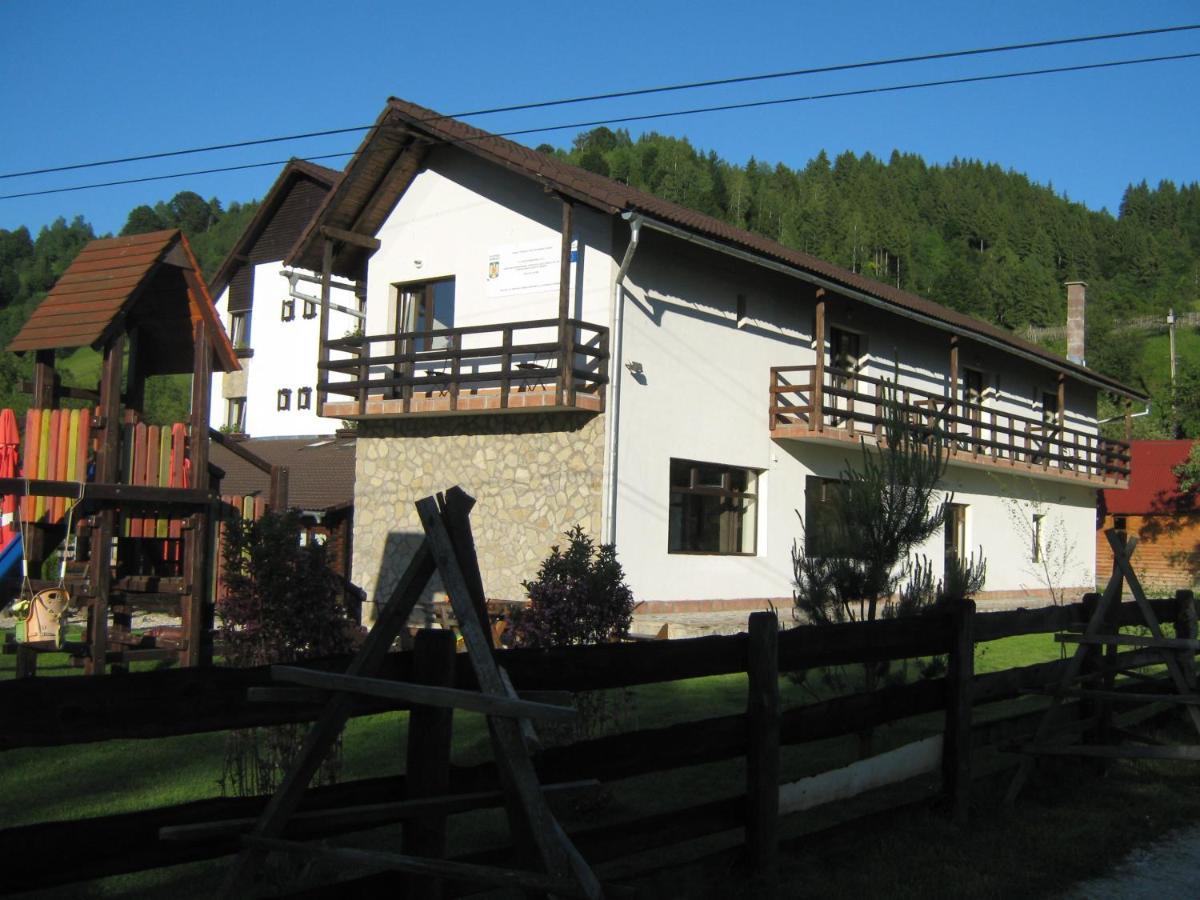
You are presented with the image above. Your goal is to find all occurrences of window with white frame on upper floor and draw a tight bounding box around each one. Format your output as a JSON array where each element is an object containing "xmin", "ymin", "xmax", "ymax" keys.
[
  {"xmin": 277, "ymin": 388, "xmax": 292, "ymax": 411},
  {"xmin": 225, "ymin": 397, "xmax": 246, "ymax": 433},
  {"xmin": 668, "ymin": 459, "xmax": 758, "ymax": 555},
  {"xmin": 229, "ymin": 312, "xmax": 249, "ymax": 348},
  {"xmin": 297, "ymin": 387, "xmax": 312, "ymax": 410},
  {"xmin": 395, "ymin": 278, "xmax": 455, "ymax": 350}
]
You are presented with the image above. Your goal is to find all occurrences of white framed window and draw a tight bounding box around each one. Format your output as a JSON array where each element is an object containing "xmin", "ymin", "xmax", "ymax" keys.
[
  {"xmin": 277, "ymin": 388, "xmax": 292, "ymax": 411},
  {"xmin": 281, "ymin": 298, "xmax": 295, "ymax": 321},
  {"xmin": 225, "ymin": 397, "xmax": 246, "ymax": 432},
  {"xmin": 297, "ymin": 387, "xmax": 312, "ymax": 410},
  {"xmin": 229, "ymin": 312, "xmax": 249, "ymax": 348},
  {"xmin": 668, "ymin": 459, "xmax": 758, "ymax": 555}
]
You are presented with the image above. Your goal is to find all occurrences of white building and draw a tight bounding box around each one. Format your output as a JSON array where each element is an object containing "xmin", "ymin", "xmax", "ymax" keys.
[
  {"xmin": 208, "ymin": 159, "xmax": 361, "ymax": 438},
  {"xmin": 278, "ymin": 98, "xmax": 1144, "ymax": 618}
]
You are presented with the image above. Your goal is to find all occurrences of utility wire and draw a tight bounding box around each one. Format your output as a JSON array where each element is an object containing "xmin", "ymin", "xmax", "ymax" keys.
[
  {"xmin": 488, "ymin": 51, "xmax": 1200, "ymax": 141},
  {"xmin": 1, "ymin": 23, "xmax": 1196, "ymax": 181},
  {"xmin": 0, "ymin": 154, "xmax": 355, "ymax": 200},
  {"xmin": 1, "ymin": 50, "xmax": 1197, "ymax": 201}
]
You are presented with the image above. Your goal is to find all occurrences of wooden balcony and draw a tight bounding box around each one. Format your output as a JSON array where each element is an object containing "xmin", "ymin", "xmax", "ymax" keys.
[
  {"xmin": 770, "ymin": 365, "xmax": 1130, "ymax": 487},
  {"xmin": 318, "ymin": 318, "xmax": 608, "ymax": 419}
]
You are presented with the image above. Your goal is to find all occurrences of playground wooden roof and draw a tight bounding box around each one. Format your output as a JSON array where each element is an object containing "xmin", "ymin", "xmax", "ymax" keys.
[{"xmin": 8, "ymin": 229, "xmax": 239, "ymax": 375}]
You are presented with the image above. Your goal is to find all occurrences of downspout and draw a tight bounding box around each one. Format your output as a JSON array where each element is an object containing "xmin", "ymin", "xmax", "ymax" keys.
[{"xmin": 602, "ymin": 213, "xmax": 642, "ymax": 546}]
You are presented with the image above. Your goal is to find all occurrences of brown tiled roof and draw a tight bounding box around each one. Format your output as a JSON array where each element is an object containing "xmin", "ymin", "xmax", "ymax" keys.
[
  {"xmin": 207, "ymin": 158, "xmax": 342, "ymax": 300},
  {"xmin": 211, "ymin": 435, "xmax": 356, "ymax": 511},
  {"xmin": 289, "ymin": 96, "xmax": 1145, "ymax": 400},
  {"xmin": 8, "ymin": 229, "xmax": 239, "ymax": 374}
]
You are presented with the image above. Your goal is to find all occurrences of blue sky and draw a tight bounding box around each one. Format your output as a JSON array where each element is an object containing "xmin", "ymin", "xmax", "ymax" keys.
[{"xmin": 1, "ymin": 1, "xmax": 1197, "ymax": 237}]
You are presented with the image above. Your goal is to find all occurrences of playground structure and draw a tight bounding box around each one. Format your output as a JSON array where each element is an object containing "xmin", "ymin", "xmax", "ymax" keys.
[{"xmin": 2, "ymin": 230, "xmax": 239, "ymax": 675}]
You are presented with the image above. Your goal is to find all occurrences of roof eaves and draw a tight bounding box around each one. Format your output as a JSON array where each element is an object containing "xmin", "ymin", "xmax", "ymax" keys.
[
  {"xmin": 208, "ymin": 159, "xmax": 340, "ymax": 299},
  {"xmin": 291, "ymin": 97, "xmax": 1148, "ymax": 402}
]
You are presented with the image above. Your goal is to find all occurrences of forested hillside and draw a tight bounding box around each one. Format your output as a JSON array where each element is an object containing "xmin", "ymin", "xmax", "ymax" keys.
[{"xmin": 0, "ymin": 133, "xmax": 1197, "ymax": 427}]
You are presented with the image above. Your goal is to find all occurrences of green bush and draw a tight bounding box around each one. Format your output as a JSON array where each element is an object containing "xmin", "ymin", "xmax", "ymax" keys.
[{"xmin": 510, "ymin": 525, "xmax": 634, "ymax": 648}]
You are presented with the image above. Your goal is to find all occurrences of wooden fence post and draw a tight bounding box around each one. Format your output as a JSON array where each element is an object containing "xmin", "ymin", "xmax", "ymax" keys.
[
  {"xmin": 746, "ymin": 611, "xmax": 779, "ymax": 895},
  {"xmin": 942, "ymin": 600, "xmax": 974, "ymax": 824},
  {"xmin": 1174, "ymin": 589, "xmax": 1197, "ymax": 692},
  {"xmin": 1077, "ymin": 592, "xmax": 1103, "ymax": 755},
  {"xmin": 403, "ymin": 627, "xmax": 457, "ymax": 899}
]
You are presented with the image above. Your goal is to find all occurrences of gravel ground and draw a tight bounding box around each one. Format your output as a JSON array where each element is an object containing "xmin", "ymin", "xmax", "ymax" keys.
[{"xmin": 1058, "ymin": 823, "xmax": 1200, "ymax": 899}]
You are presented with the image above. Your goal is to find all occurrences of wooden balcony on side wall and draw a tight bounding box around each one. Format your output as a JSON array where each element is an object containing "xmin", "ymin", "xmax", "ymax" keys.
[
  {"xmin": 318, "ymin": 318, "xmax": 609, "ymax": 419},
  {"xmin": 769, "ymin": 365, "xmax": 1131, "ymax": 487}
]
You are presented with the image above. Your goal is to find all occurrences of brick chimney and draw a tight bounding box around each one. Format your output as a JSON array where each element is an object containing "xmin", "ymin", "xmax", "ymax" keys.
[{"xmin": 1065, "ymin": 281, "xmax": 1086, "ymax": 365}]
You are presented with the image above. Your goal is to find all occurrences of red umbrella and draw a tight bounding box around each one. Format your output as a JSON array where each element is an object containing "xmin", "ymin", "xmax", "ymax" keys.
[{"xmin": 0, "ymin": 409, "xmax": 19, "ymax": 548}]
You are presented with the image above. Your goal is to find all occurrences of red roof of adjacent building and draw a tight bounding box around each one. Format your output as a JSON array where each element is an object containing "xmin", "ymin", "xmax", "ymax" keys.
[{"xmin": 1101, "ymin": 440, "xmax": 1198, "ymax": 515}]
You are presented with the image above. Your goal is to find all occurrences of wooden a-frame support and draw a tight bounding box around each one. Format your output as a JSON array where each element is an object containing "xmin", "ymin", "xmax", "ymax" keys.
[
  {"xmin": 206, "ymin": 487, "xmax": 603, "ymax": 899},
  {"xmin": 1005, "ymin": 529, "xmax": 1200, "ymax": 805}
]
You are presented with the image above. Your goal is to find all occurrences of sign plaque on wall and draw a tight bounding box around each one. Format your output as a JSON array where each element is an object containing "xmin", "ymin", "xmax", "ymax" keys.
[{"xmin": 486, "ymin": 241, "xmax": 561, "ymax": 297}]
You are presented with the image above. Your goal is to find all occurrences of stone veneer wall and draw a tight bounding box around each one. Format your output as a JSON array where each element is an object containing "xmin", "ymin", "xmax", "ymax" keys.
[{"xmin": 352, "ymin": 412, "xmax": 605, "ymax": 622}]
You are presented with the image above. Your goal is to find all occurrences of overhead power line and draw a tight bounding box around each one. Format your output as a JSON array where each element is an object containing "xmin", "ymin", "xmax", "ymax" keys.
[
  {"xmin": 0, "ymin": 23, "xmax": 1196, "ymax": 181},
  {"xmin": 0, "ymin": 154, "xmax": 355, "ymax": 200},
  {"xmin": 1, "ymin": 50, "xmax": 1198, "ymax": 202},
  {"xmin": 490, "ymin": 51, "xmax": 1200, "ymax": 140}
]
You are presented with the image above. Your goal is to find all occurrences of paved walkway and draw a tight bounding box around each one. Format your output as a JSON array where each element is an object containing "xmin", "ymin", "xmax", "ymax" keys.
[
  {"xmin": 631, "ymin": 596, "xmax": 1054, "ymax": 639},
  {"xmin": 1058, "ymin": 823, "xmax": 1200, "ymax": 899}
]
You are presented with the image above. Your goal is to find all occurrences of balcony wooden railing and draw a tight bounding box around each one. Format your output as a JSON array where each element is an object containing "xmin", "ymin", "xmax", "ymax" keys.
[
  {"xmin": 318, "ymin": 317, "xmax": 609, "ymax": 418},
  {"xmin": 770, "ymin": 365, "xmax": 1131, "ymax": 484}
]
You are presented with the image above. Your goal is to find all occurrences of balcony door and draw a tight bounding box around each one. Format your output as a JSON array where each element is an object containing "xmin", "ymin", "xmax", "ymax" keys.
[
  {"xmin": 828, "ymin": 327, "xmax": 861, "ymax": 427},
  {"xmin": 397, "ymin": 279, "xmax": 455, "ymax": 351},
  {"xmin": 961, "ymin": 367, "xmax": 985, "ymax": 449}
]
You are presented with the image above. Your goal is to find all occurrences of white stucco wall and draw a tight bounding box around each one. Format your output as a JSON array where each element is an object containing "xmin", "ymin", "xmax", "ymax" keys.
[
  {"xmin": 610, "ymin": 234, "xmax": 1099, "ymax": 603},
  {"xmin": 209, "ymin": 265, "xmax": 359, "ymax": 438},
  {"xmin": 364, "ymin": 150, "xmax": 614, "ymax": 344}
]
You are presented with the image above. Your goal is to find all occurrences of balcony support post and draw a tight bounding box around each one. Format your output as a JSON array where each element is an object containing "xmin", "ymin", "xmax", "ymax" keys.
[
  {"xmin": 558, "ymin": 198, "xmax": 575, "ymax": 407},
  {"xmin": 318, "ymin": 238, "xmax": 334, "ymax": 413},
  {"xmin": 1124, "ymin": 398, "xmax": 1133, "ymax": 443},
  {"xmin": 813, "ymin": 294, "xmax": 826, "ymax": 432},
  {"xmin": 948, "ymin": 335, "xmax": 959, "ymax": 437}
]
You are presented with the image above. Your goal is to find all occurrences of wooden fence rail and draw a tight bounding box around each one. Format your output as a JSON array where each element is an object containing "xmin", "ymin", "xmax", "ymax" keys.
[
  {"xmin": 1, "ymin": 596, "xmax": 1193, "ymax": 893},
  {"xmin": 1, "ymin": 598, "xmax": 1180, "ymax": 751}
]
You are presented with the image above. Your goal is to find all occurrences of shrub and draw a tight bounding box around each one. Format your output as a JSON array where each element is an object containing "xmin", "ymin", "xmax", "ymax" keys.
[
  {"xmin": 510, "ymin": 525, "xmax": 634, "ymax": 648},
  {"xmin": 217, "ymin": 510, "xmax": 353, "ymax": 797}
]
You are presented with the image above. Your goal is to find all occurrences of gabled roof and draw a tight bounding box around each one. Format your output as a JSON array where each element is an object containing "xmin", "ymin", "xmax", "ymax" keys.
[
  {"xmin": 287, "ymin": 96, "xmax": 1144, "ymax": 400},
  {"xmin": 208, "ymin": 158, "xmax": 341, "ymax": 299},
  {"xmin": 8, "ymin": 229, "xmax": 239, "ymax": 374},
  {"xmin": 1101, "ymin": 440, "xmax": 1198, "ymax": 516},
  {"xmin": 210, "ymin": 435, "xmax": 356, "ymax": 511}
]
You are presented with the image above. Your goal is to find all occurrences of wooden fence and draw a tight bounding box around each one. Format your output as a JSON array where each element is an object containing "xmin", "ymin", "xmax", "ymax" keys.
[{"xmin": 0, "ymin": 594, "xmax": 1194, "ymax": 894}]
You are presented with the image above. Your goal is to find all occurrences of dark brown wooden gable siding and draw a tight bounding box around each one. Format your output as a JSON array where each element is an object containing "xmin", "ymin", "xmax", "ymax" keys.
[
  {"xmin": 227, "ymin": 265, "xmax": 254, "ymax": 314},
  {"xmin": 250, "ymin": 176, "xmax": 330, "ymax": 263}
]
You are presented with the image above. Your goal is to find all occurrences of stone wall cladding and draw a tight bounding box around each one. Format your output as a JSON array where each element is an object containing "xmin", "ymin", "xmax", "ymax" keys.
[{"xmin": 352, "ymin": 412, "xmax": 605, "ymax": 622}]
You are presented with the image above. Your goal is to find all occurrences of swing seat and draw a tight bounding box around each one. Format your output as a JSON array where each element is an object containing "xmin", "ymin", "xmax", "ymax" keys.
[{"xmin": 20, "ymin": 588, "xmax": 71, "ymax": 647}]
